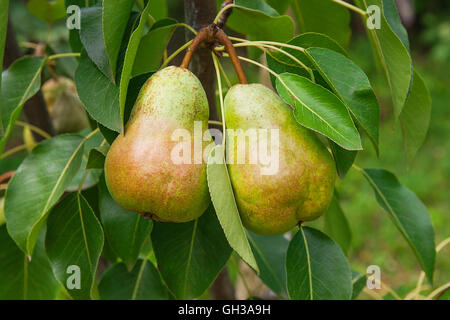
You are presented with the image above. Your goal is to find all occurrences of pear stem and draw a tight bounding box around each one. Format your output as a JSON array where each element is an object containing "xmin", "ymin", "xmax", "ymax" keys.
[
  {"xmin": 180, "ymin": 25, "xmax": 248, "ymax": 84},
  {"xmin": 214, "ymin": 28, "xmax": 248, "ymax": 84}
]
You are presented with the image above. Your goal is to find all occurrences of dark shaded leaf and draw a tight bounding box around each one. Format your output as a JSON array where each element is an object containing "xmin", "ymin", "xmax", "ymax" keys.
[
  {"xmin": 46, "ymin": 193, "xmax": 104, "ymax": 300},
  {"xmin": 4, "ymin": 134, "xmax": 85, "ymax": 256},
  {"xmin": 99, "ymin": 260, "xmax": 168, "ymax": 300},
  {"xmin": 0, "ymin": 226, "xmax": 59, "ymax": 299},
  {"xmin": 360, "ymin": 168, "xmax": 435, "ymax": 284},
  {"xmin": 152, "ymin": 206, "xmax": 232, "ymax": 299},
  {"xmin": 286, "ymin": 227, "xmax": 352, "ymax": 300}
]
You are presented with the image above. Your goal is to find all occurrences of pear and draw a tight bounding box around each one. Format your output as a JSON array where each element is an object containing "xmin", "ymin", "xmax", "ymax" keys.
[
  {"xmin": 42, "ymin": 76, "xmax": 90, "ymax": 133},
  {"xmin": 104, "ymin": 66, "xmax": 211, "ymax": 222},
  {"xmin": 225, "ymin": 84, "xmax": 336, "ymax": 235}
]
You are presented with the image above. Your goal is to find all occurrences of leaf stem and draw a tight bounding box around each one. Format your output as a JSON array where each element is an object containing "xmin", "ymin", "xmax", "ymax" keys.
[
  {"xmin": 216, "ymin": 59, "xmax": 232, "ymax": 88},
  {"xmin": 216, "ymin": 41, "xmax": 315, "ymax": 82},
  {"xmin": 177, "ymin": 23, "xmax": 197, "ymax": 35},
  {"xmin": 0, "ymin": 145, "xmax": 28, "ymax": 159},
  {"xmin": 15, "ymin": 121, "xmax": 51, "ymax": 139},
  {"xmin": 229, "ymin": 36, "xmax": 307, "ymax": 53},
  {"xmin": 331, "ymin": 0, "xmax": 367, "ymax": 16},
  {"xmin": 212, "ymin": 53, "xmax": 226, "ymax": 146},
  {"xmin": 208, "ymin": 120, "xmax": 223, "ymax": 126},
  {"xmin": 48, "ymin": 53, "xmax": 80, "ymax": 60},
  {"xmin": 161, "ymin": 40, "xmax": 193, "ymax": 69}
]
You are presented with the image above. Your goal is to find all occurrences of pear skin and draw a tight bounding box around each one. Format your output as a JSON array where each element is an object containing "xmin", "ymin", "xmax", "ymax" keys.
[
  {"xmin": 105, "ymin": 66, "xmax": 211, "ymax": 222},
  {"xmin": 225, "ymin": 84, "xmax": 336, "ymax": 235}
]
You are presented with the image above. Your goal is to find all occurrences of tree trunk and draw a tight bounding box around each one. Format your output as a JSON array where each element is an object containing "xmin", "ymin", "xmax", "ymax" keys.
[
  {"xmin": 183, "ymin": 0, "xmax": 235, "ymax": 300},
  {"xmin": 184, "ymin": 0, "xmax": 218, "ymax": 121},
  {"xmin": 4, "ymin": 20, "xmax": 55, "ymax": 141}
]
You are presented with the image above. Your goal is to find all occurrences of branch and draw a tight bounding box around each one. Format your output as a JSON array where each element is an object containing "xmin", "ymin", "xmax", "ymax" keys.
[
  {"xmin": 216, "ymin": 0, "xmax": 234, "ymax": 28},
  {"xmin": 180, "ymin": 26, "xmax": 215, "ymax": 69}
]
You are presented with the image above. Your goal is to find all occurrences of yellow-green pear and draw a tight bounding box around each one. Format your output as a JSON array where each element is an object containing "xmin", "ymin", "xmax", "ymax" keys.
[
  {"xmin": 225, "ymin": 84, "xmax": 336, "ymax": 235},
  {"xmin": 105, "ymin": 66, "xmax": 211, "ymax": 222}
]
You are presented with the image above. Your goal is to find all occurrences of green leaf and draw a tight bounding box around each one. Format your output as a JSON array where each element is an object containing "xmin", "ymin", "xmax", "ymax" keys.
[
  {"xmin": 351, "ymin": 270, "xmax": 366, "ymax": 299},
  {"xmin": 98, "ymin": 174, "xmax": 153, "ymax": 268},
  {"xmin": 265, "ymin": 0, "xmax": 291, "ymax": 14},
  {"xmin": 28, "ymin": 0, "xmax": 66, "ymax": 23},
  {"xmin": 221, "ymin": 0, "xmax": 294, "ymax": 43},
  {"xmin": 323, "ymin": 194, "xmax": 352, "ymax": 255},
  {"xmin": 291, "ymin": 0, "xmax": 351, "ymax": 47},
  {"xmin": 286, "ymin": 227, "xmax": 352, "ymax": 300},
  {"xmin": 149, "ymin": 0, "xmax": 168, "ymax": 21},
  {"xmin": 399, "ymin": 70, "xmax": 431, "ymax": 164},
  {"xmin": 234, "ymin": 0, "xmax": 279, "ymax": 16},
  {"xmin": 329, "ymin": 142, "xmax": 357, "ymax": 179},
  {"xmin": 65, "ymin": 0, "xmax": 89, "ymax": 54},
  {"xmin": 382, "ymin": 0, "xmax": 410, "ymax": 51},
  {"xmin": 132, "ymin": 19, "xmax": 178, "ymax": 76},
  {"xmin": 247, "ymin": 231, "xmax": 288, "ymax": 296},
  {"xmin": 207, "ymin": 145, "xmax": 258, "ymax": 272},
  {"xmin": 0, "ymin": 226, "xmax": 59, "ymax": 299},
  {"xmin": 80, "ymin": 7, "xmax": 113, "ymax": 81},
  {"xmin": 306, "ymin": 47, "xmax": 380, "ymax": 153},
  {"xmin": 99, "ymin": 260, "xmax": 168, "ymax": 300},
  {"xmin": 86, "ymin": 144, "xmax": 109, "ymax": 169},
  {"xmin": 118, "ymin": 0, "xmax": 152, "ymax": 132},
  {"xmin": 45, "ymin": 193, "xmax": 104, "ymax": 300},
  {"xmin": 0, "ymin": 56, "xmax": 46, "ymax": 155},
  {"xmin": 103, "ymin": 0, "xmax": 135, "ymax": 80},
  {"xmin": 0, "ymin": 0, "xmax": 9, "ymax": 130},
  {"xmin": 75, "ymin": 52, "xmax": 121, "ymax": 132},
  {"xmin": 360, "ymin": 168, "xmax": 436, "ymax": 284},
  {"xmin": 265, "ymin": 32, "xmax": 348, "ymax": 88},
  {"xmin": 276, "ymin": 73, "xmax": 362, "ymax": 150},
  {"xmin": 355, "ymin": 0, "xmax": 412, "ymax": 117},
  {"xmin": 4, "ymin": 134, "xmax": 86, "ymax": 256},
  {"xmin": 151, "ymin": 206, "xmax": 232, "ymax": 299},
  {"xmin": 67, "ymin": 130, "xmax": 104, "ymax": 191}
]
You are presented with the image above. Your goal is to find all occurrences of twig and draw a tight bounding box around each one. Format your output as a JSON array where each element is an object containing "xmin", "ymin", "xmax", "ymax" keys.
[
  {"xmin": 0, "ymin": 171, "xmax": 15, "ymax": 184},
  {"xmin": 180, "ymin": 26, "xmax": 215, "ymax": 69},
  {"xmin": 216, "ymin": 0, "xmax": 234, "ymax": 28}
]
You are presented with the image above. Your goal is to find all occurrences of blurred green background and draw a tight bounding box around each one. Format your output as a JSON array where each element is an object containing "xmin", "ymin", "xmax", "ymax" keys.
[{"xmin": 3, "ymin": 0, "xmax": 449, "ymax": 298}]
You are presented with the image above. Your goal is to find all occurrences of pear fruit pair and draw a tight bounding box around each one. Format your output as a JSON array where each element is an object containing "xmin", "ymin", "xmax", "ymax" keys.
[{"xmin": 104, "ymin": 66, "xmax": 336, "ymax": 233}]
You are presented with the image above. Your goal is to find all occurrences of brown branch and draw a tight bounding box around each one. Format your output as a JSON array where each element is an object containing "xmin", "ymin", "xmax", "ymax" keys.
[
  {"xmin": 0, "ymin": 171, "xmax": 15, "ymax": 184},
  {"xmin": 180, "ymin": 26, "xmax": 215, "ymax": 69},
  {"xmin": 217, "ymin": 0, "xmax": 234, "ymax": 29}
]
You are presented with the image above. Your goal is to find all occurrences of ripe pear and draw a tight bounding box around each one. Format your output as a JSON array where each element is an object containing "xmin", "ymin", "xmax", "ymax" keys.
[
  {"xmin": 225, "ymin": 84, "xmax": 336, "ymax": 235},
  {"xmin": 42, "ymin": 77, "xmax": 90, "ymax": 133},
  {"xmin": 104, "ymin": 66, "xmax": 211, "ymax": 222}
]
